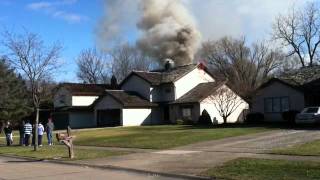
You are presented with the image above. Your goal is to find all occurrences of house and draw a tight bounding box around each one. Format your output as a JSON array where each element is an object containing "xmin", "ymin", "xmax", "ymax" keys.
[
  {"xmin": 53, "ymin": 83, "xmax": 113, "ymax": 129},
  {"xmin": 252, "ymin": 66, "xmax": 320, "ymax": 122},
  {"xmin": 53, "ymin": 62, "xmax": 249, "ymax": 128}
]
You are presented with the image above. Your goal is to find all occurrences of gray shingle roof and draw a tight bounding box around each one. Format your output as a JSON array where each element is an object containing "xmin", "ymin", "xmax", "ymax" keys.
[
  {"xmin": 130, "ymin": 64, "xmax": 198, "ymax": 86},
  {"xmin": 60, "ymin": 83, "xmax": 112, "ymax": 96},
  {"xmin": 106, "ymin": 90, "xmax": 157, "ymax": 108},
  {"xmin": 278, "ymin": 66, "xmax": 320, "ymax": 86},
  {"xmin": 173, "ymin": 82, "xmax": 225, "ymax": 104}
]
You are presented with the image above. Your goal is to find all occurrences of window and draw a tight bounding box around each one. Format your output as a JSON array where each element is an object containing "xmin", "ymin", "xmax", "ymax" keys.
[
  {"xmin": 303, "ymin": 107, "xmax": 319, "ymax": 113},
  {"xmin": 264, "ymin": 97, "xmax": 289, "ymax": 113},
  {"xmin": 182, "ymin": 108, "xmax": 192, "ymax": 118},
  {"xmin": 165, "ymin": 88, "xmax": 171, "ymax": 93}
]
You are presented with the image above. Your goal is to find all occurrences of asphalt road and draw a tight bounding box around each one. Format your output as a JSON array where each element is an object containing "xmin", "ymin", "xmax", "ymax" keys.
[{"xmin": 0, "ymin": 156, "xmax": 184, "ymax": 180}]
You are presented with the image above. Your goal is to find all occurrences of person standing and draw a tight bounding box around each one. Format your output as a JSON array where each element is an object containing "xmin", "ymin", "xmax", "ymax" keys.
[
  {"xmin": 38, "ymin": 122, "xmax": 44, "ymax": 146},
  {"xmin": 46, "ymin": 118, "xmax": 54, "ymax": 145},
  {"xmin": 24, "ymin": 121, "xmax": 32, "ymax": 146},
  {"xmin": 4, "ymin": 122, "xmax": 13, "ymax": 146},
  {"xmin": 19, "ymin": 121, "xmax": 25, "ymax": 146}
]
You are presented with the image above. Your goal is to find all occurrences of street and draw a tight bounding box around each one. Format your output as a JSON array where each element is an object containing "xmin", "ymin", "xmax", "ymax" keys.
[{"xmin": 0, "ymin": 156, "xmax": 183, "ymax": 180}]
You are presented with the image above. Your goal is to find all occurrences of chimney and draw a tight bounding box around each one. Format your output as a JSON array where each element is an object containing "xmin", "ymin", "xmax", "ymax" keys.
[{"xmin": 164, "ymin": 59, "xmax": 175, "ymax": 71}]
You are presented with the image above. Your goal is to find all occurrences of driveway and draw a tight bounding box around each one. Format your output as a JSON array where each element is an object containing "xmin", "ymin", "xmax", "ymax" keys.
[{"xmin": 75, "ymin": 129, "xmax": 320, "ymax": 177}]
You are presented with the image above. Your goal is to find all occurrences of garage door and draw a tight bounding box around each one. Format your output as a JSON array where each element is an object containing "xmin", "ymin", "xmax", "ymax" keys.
[{"xmin": 97, "ymin": 109, "xmax": 121, "ymax": 127}]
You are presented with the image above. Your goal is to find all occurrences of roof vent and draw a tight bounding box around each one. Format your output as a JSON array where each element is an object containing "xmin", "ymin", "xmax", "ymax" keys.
[{"xmin": 164, "ymin": 59, "xmax": 175, "ymax": 71}]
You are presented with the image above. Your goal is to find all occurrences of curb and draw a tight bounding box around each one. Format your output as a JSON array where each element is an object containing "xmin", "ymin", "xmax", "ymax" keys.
[{"xmin": 0, "ymin": 154, "xmax": 212, "ymax": 180}]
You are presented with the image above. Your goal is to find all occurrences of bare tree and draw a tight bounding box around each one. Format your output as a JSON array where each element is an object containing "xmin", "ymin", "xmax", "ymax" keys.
[
  {"xmin": 76, "ymin": 48, "xmax": 109, "ymax": 84},
  {"xmin": 210, "ymin": 86, "xmax": 243, "ymax": 124},
  {"xmin": 273, "ymin": 2, "xmax": 320, "ymax": 66},
  {"xmin": 2, "ymin": 30, "xmax": 62, "ymax": 151},
  {"xmin": 110, "ymin": 43, "xmax": 154, "ymax": 81},
  {"xmin": 199, "ymin": 37, "xmax": 283, "ymax": 102}
]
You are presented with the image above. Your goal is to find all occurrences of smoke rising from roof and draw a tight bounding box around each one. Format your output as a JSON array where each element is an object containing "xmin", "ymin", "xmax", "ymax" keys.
[
  {"xmin": 136, "ymin": 0, "xmax": 201, "ymax": 66},
  {"xmin": 96, "ymin": 0, "xmax": 201, "ymax": 66}
]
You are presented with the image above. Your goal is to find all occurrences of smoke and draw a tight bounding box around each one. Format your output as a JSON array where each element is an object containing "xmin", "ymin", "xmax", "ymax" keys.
[
  {"xmin": 136, "ymin": 0, "xmax": 201, "ymax": 66},
  {"xmin": 96, "ymin": 0, "xmax": 201, "ymax": 66},
  {"xmin": 95, "ymin": 0, "xmax": 140, "ymax": 50}
]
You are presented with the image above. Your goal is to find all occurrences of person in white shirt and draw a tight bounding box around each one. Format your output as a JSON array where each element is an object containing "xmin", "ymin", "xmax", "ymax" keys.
[{"xmin": 38, "ymin": 122, "xmax": 45, "ymax": 147}]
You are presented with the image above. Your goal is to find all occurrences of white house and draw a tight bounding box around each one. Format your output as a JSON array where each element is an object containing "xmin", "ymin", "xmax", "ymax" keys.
[
  {"xmin": 53, "ymin": 83, "xmax": 112, "ymax": 129},
  {"xmin": 252, "ymin": 66, "xmax": 320, "ymax": 122},
  {"xmin": 53, "ymin": 63, "xmax": 249, "ymax": 128}
]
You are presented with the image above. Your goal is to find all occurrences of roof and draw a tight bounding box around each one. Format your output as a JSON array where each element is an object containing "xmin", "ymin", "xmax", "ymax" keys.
[
  {"xmin": 121, "ymin": 63, "xmax": 213, "ymax": 86},
  {"xmin": 279, "ymin": 66, "xmax": 320, "ymax": 86},
  {"xmin": 173, "ymin": 82, "xmax": 225, "ymax": 104},
  {"xmin": 259, "ymin": 66, "xmax": 320, "ymax": 91},
  {"xmin": 54, "ymin": 106, "xmax": 92, "ymax": 112},
  {"xmin": 105, "ymin": 90, "xmax": 157, "ymax": 108},
  {"xmin": 59, "ymin": 83, "xmax": 113, "ymax": 96}
]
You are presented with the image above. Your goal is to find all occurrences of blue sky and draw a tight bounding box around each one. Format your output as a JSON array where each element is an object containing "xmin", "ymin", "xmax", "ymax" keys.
[
  {"xmin": 0, "ymin": 0, "xmax": 106, "ymax": 82},
  {"xmin": 0, "ymin": 0, "xmax": 316, "ymax": 82}
]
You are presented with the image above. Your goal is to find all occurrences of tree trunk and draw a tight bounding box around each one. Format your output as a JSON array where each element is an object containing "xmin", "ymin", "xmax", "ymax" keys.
[
  {"xmin": 34, "ymin": 108, "xmax": 39, "ymax": 151},
  {"xmin": 223, "ymin": 117, "xmax": 227, "ymax": 124}
]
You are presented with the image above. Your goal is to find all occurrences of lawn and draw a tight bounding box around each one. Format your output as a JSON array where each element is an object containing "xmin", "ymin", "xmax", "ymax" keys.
[
  {"xmin": 272, "ymin": 139, "xmax": 320, "ymax": 156},
  {"xmin": 0, "ymin": 145, "xmax": 130, "ymax": 160},
  {"xmin": 73, "ymin": 125, "xmax": 272, "ymax": 149},
  {"xmin": 202, "ymin": 158, "xmax": 320, "ymax": 180}
]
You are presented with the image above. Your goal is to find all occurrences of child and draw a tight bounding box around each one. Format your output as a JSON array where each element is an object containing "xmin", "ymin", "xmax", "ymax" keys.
[
  {"xmin": 4, "ymin": 122, "xmax": 13, "ymax": 146},
  {"xmin": 38, "ymin": 122, "xmax": 44, "ymax": 147}
]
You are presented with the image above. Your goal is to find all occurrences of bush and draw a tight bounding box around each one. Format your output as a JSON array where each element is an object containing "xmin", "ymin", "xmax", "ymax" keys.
[
  {"xmin": 197, "ymin": 110, "xmax": 213, "ymax": 126},
  {"xmin": 282, "ymin": 110, "xmax": 299, "ymax": 125},
  {"xmin": 245, "ymin": 113, "xmax": 264, "ymax": 124},
  {"xmin": 183, "ymin": 119, "xmax": 195, "ymax": 125}
]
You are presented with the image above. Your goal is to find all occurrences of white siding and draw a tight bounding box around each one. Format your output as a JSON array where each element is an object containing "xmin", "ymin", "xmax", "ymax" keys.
[
  {"xmin": 174, "ymin": 67, "xmax": 214, "ymax": 100},
  {"xmin": 69, "ymin": 112, "xmax": 95, "ymax": 129},
  {"xmin": 54, "ymin": 88, "xmax": 72, "ymax": 107},
  {"xmin": 72, "ymin": 96, "xmax": 99, "ymax": 106},
  {"xmin": 252, "ymin": 81, "xmax": 305, "ymax": 121},
  {"xmin": 121, "ymin": 75, "xmax": 151, "ymax": 100},
  {"xmin": 122, "ymin": 109, "xmax": 152, "ymax": 126},
  {"xmin": 200, "ymin": 85, "xmax": 249, "ymax": 124}
]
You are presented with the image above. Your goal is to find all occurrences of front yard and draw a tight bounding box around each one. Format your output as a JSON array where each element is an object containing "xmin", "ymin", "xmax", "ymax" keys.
[
  {"xmin": 0, "ymin": 145, "xmax": 130, "ymax": 160},
  {"xmin": 272, "ymin": 139, "xmax": 320, "ymax": 156},
  {"xmin": 202, "ymin": 158, "xmax": 320, "ymax": 180},
  {"xmin": 73, "ymin": 125, "xmax": 272, "ymax": 149},
  {"xmin": 0, "ymin": 125, "xmax": 273, "ymax": 160}
]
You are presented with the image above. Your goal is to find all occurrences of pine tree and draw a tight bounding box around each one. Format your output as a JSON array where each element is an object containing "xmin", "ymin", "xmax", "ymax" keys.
[{"xmin": 0, "ymin": 59, "xmax": 31, "ymax": 125}]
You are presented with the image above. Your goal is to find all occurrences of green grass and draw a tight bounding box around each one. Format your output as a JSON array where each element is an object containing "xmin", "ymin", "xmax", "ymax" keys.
[
  {"xmin": 202, "ymin": 158, "xmax": 320, "ymax": 180},
  {"xmin": 272, "ymin": 140, "xmax": 320, "ymax": 156},
  {"xmin": 73, "ymin": 125, "xmax": 272, "ymax": 149},
  {"xmin": 0, "ymin": 145, "xmax": 130, "ymax": 160}
]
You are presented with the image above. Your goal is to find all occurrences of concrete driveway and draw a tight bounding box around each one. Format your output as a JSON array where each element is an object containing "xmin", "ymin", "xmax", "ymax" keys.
[{"xmin": 75, "ymin": 129, "xmax": 320, "ymax": 177}]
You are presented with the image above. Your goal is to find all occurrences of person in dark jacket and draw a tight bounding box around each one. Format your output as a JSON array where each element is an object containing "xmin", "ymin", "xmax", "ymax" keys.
[{"xmin": 4, "ymin": 122, "xmax": 13, "ymax": 146}]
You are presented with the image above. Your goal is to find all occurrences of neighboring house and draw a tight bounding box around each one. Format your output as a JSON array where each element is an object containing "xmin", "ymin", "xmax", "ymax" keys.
[
  {"xmin": 53, "ymin": 63, "xmax": 249, "ymax": 128},
  {"xmin": 53, "ymin": 83, "xmax": 113, "ymax": 129},
  {"xmin": 252, "ymin": 66, "xmax": 320, "ymax": 122}
]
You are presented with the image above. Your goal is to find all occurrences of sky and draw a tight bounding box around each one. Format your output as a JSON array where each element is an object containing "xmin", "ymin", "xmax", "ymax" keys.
[{"xmin": 0, "ymin": 0, "xmax": 316, "ymax": 82}]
